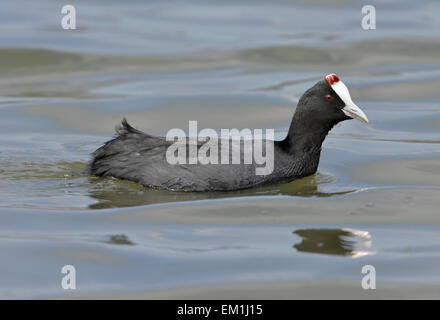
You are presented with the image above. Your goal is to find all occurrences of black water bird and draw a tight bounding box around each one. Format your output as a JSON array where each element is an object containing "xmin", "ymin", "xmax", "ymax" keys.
[{"xmin": 86, "ymin": 74, "xmax": 368, "ymax": 191}]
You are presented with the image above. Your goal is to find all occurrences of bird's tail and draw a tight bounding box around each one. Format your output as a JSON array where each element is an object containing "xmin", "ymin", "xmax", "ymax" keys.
[{"xmin": 115, "ymin": 117, "xmax": 144, "ymax": 135}]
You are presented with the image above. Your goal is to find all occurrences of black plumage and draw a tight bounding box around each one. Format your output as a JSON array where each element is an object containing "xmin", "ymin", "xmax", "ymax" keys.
[{"xmin": 86, "ymin": 77, "xmax": 365, "ymax": 191}]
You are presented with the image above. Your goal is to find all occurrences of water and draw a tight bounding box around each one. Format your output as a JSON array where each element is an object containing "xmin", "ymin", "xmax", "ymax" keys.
[{"xmin": 0, "ymin": 0, "xmax": 439, "ymax": 299}]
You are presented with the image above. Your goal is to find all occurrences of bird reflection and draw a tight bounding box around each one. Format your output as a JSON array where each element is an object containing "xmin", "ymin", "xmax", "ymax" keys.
[
  {"xmin": 293, "ymin": 228, "xmax": 375, "ymax": 258},
  {"xmin": 86, "ymin": 172, "xmax": 357, "ymax": 209}
]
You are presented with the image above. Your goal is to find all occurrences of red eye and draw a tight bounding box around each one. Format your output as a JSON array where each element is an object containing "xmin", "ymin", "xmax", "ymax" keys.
[{"xmin": 325, "ymin": 94, "xmax": 333, "ymax": 101}]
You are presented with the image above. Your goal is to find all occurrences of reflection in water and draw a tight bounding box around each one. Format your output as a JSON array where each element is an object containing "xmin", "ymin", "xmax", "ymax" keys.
[
  {"xmin": 0, "ymin": 157, "xmax": 363, "ymax": 210},
  {"xmin": 104, "ymin": 234, "xmax": 135, "ymax": 246},
  {"xmin": 293, "ymin": 228, "xmax": 375, "ymax": 258},
  {"xmin": 87, "ymin": 172, "xmax": 358, "ymax": 209}
]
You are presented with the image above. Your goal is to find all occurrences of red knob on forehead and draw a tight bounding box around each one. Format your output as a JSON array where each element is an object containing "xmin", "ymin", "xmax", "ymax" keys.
[{"xmin": 325, "ymin": 73, "xmax": 340, "ymax": 87}]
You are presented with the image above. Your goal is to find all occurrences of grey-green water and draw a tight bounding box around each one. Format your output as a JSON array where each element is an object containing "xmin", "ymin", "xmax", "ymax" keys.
[{"xmin": 0, "ymin": 0, "xmax": 440, "ymax": 299}]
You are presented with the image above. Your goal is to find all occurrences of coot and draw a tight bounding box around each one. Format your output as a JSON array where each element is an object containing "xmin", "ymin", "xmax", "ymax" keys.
[{"xmin": 86, "ymin": 74, "xmax": 368, "ymax": 191}]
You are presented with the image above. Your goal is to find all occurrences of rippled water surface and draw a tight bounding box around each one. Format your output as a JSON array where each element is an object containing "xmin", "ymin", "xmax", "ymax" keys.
[{"xmin": 0, "ymin": 0, "xmax": 440, "ymax": 299}]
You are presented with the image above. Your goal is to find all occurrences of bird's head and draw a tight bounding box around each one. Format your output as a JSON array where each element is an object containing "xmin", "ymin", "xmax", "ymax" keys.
[{"xmin": 295, "ymin": 74, "xmax": 368, "ymax": 128}]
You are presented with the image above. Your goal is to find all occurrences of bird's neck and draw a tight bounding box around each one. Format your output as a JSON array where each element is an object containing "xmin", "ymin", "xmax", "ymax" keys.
[{"xmin": 280, "ymin": 112, "xmax": 335, "ymax": 156}]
